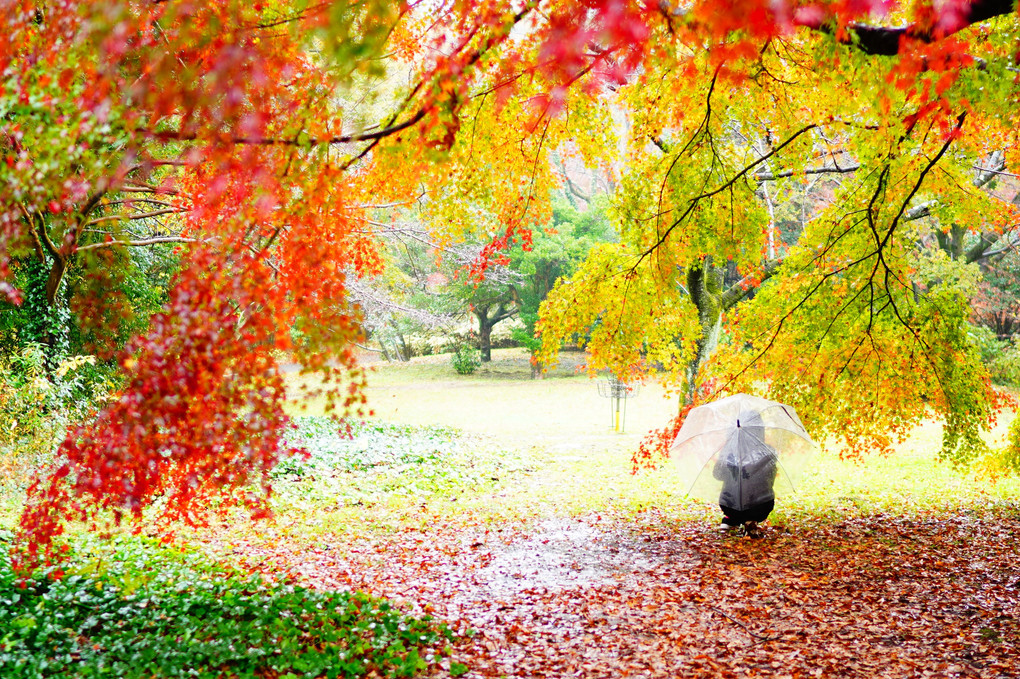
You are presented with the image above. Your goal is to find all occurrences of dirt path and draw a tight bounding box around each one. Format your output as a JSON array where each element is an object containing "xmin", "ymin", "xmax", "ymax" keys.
[{"xmin": 235, "ymin": 509, "xmax": 1020, "ymax": 678}]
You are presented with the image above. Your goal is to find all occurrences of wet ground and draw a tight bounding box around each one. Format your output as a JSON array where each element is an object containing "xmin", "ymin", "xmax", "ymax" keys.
[
  {"xmin": 231, "ymin": 509, "xmax": 1020, "ymax": 678},
  {"xmin": 476, "ymin": 519, "xmax": 686, "ymax": 597}
]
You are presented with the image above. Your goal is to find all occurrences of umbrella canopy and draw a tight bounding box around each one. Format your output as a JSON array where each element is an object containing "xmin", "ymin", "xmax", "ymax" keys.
[{"xmin": 669, "ymin": 394, "xmax": 816, "ymax": 510}]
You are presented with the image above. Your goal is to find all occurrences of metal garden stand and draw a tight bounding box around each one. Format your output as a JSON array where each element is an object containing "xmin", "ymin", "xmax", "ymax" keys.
[{"xmin": 597, "ymin": 376, "xmax": 639, "ymax": 432}]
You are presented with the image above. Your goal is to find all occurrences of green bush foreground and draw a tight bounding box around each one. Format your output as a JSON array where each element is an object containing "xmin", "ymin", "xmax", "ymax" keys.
[{"xmin": 0, "ymin": 537, "xmax": 453, "ymax": 679}]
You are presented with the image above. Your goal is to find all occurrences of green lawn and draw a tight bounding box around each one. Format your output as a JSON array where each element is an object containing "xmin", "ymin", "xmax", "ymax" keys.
[
  {"xmin": 282, "ymin": 348, "xmax": 1020, "ymax": 525},
  {"xmin": 5, "ymin": 348, "xmax": 1018, "ymax": 534}
]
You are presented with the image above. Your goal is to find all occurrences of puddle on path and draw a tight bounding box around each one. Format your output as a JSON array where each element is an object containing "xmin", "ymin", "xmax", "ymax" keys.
[{"xmin": 477, "ymin": 518, "xmax": 698, "ymax": 597}]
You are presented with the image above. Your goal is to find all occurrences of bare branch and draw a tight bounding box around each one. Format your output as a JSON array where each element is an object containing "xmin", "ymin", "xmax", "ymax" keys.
[
  {"xmin": 795, "ymin": 0, "xmax": 1015, "ymax": 56},
  {"xmin": 84, "ymin": 208, "xmax": 182, "ymax": 227},
  {"xmin": 75, "ymin": 236, "xmax": 201, "ymax": 252},
  {"xmin": 147, "ymin": 111, "xmax": 427, "ymax": 148},
  {"xmin": 121, "ymin": 183, "xmax": 181, "ymax": 196},
  {"xmin": 755, "ymin": 163, "xmax": 860, "ymax": 181},
  {"xmin": 904, "ymin": 201, "xmax": 935, "ymax": 221}
]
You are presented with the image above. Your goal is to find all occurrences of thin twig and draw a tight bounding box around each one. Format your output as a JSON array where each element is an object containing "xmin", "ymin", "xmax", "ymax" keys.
[{"xmin": 75, "ymin": 236, "xmax": 201, "ymax": 251}]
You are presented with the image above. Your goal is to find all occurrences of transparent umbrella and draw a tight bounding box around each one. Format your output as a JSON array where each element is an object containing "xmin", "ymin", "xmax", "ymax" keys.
[{"xmin": 669, "ymin": 393, "xmax": 816, "ymax": 510}]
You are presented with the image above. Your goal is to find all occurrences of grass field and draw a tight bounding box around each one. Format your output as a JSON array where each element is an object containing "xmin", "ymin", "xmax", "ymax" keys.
[
  {"xmin": 253, "ymin": 347, "xmax": 1020, "ymax": 545},
  {"xmin": 4, "ymin": 347, "xmax": 1018, "ymax": 534},
  {"xmin": 288, "ymin": 348, "xmax": 676, "ymax": 449},
  {"xmin": 260, "ymin": 350, "xmax": 1020, "ymax": 678}
]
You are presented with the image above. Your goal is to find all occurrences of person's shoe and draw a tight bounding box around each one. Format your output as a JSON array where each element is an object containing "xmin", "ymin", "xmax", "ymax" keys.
[{"xmin": 717, "ymin": 521, "xmax": 738, "ymax": 531}]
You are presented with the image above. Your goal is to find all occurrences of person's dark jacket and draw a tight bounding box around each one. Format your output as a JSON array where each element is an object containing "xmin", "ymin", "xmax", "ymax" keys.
[{"xmin": 713, "ymin": 430, "xmax": 778, "ymax": 511}]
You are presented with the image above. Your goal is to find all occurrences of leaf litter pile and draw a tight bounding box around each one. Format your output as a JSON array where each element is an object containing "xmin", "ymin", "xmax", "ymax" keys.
[
  {"xmin": 203, "ymin": 418, "xmax": 1020, "ymax": 677},
  {"xmin": 230, "ymin": 508, "xmax": 1020, "ymax": 678}
]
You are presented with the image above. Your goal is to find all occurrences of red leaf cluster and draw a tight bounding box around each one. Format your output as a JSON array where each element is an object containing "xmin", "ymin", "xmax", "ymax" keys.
[{"xmin": 4, "ymin": 2, "xmax": 384, "ymax": 568}]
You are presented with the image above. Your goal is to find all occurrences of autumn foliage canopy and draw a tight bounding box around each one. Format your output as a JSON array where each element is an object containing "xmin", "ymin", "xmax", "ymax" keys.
[{"xmin": 3, "ymin": 0, "xmax": 1019, "ymax": 566}]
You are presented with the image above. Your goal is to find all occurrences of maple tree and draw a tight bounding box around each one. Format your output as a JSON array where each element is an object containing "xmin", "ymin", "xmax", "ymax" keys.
[
  {"xmin": 529, "ymin": 0, "xmax": 1020, "ymax": 466},
  {"xmin": 0, "ymin": 0, "xmax": 657, "ymax": 567},
  {"xmin": 6, "ymin": 0, "xmax": 1020, "ymax": 567}
]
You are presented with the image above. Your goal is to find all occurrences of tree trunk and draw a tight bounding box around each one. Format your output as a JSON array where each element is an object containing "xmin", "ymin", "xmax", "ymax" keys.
[
  {"xmin": 477, "ymin": 315, "xmax": 493, "ymax": 362},
  {"xmin": 473, "ymin": 301, "xmax": 515, "ymax": 363},
  {"xmin": 23, "ymin": 256, "xmax": 70, "ymax": 370},
  {"xmin": 393, "ymin": 325, "xmax": 411, "ymax": 361},
  {"xmin": 682, "ymin": 260, "xmax": 725, "ymax": 406},
  {"xmin": 378, "ymin": 340, "xmax": 393, "ymax": 362},
  {"xmin": 679, "ymin": 256, "xmax": 782, "ymax": 406}
]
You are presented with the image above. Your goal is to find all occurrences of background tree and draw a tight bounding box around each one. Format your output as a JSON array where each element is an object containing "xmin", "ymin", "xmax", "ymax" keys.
[
  {"xmin": 972, "ymin": 254, "xmax": 1020, "ymax": 342},
  {"xmin": 461, "ymin": 277, "xmax": 519, "ymax": 364},
  {"xmin": 511, "ymin": 194, "xmax": 616, "ymax": 373},
  {"xmin": 530, "ymin": 2, "xmax": 1020, "ymax": 465},
  {"xmin": 438, "ymin": 195, "xmax": 616, "ymax": 365},
  {"xmin": 347, "ymin": 237, "xmax": 457, "ymax": 363}
]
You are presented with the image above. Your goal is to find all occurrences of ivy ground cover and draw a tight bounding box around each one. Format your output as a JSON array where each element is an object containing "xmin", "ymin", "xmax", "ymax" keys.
[{"xmin": 0, "ymin": 535, "xmax": 454, "ymax": 678}]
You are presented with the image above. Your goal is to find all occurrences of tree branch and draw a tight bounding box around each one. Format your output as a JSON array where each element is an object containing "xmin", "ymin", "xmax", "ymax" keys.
[
  {"xmin": 640, "ymin": 123, "xmax": 819, "ymax": 262},
  {"xmin": 720, "ymin": 258, "xmax": 783, "ymax": 310},
  {"xmin": 19, "ymin": 203, "xmax": 60, "ymax": 261},
  {"xmin": 904, "ymin": 200, "xmax": 935, "ymax": 221},
  {"xmin": 965, "ymin": 231, "xmax": 1002, "ymax": 263},
  {"xmin": 796, "ymin": 0, "xmax": 1015, "ymax": 56},
  {"xmin": 121, "ymin": 184, "xmax": 180, "ymax": 196},
  {"xmin": 147, "ymin": 110, "xmax": 427, "ymax": 147},
  {"xmin": 755, "ymin": 163, "xmax": 860, "ymax": 181},
  {"xmin": 84, "ymin": 208, "xmax": 181, "ymax": 227},
  {"xmin": 75, "ymin": 236, "xmax": 201, "ymax": 252}
]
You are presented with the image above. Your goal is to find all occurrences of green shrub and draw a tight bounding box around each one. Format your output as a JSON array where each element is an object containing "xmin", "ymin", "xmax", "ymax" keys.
[
  {"xmin": 0, "ymin": 539, "xmax": 454, "ymax": 678},
  {"xmin": 0, "ymin": 345, "xmax": 114, "ymax": 446},
  {"xmin": 450, "ymin": 345, "xmax": 480, "ymax": 375},
  {"xmin": 0, "ymin": 346, "xmax": 52, "ymax": 444},
  {"xmin": 970, "ymin": 325, "xmax": 1020, "ymax": 387},
  {"xmin": 0, "ymin": 347, "xmax": 117, "ymax": 511}
]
